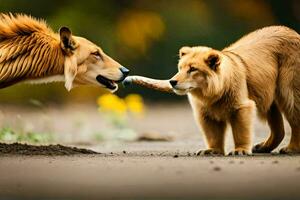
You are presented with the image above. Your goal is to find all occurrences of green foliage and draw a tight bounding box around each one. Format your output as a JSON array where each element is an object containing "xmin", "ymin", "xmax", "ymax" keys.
[{"xmin": 0, "ymin": 127, "xmax": 53, "ymax": 143}]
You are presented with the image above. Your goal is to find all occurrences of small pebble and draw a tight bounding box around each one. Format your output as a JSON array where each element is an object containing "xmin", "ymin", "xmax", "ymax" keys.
[
  {"xmin": 173, "ymin": 154, "xmax": 179, "ymax": 158},
  {"xmin": 272, "ymin": 160, "xmax": 279, "ymax": 164},
  {"xmin": 229, "ymin": 160, "xmax": 234, "ymax": 164},
  {"xmin": 209, "ymin": 160, "xmax": 214, "ymax": 164},
  {"xmin": 213, "ymin": 166, "xmax": 221, "ymax": 171},
  {"xmin": 123, "ymin": 150, "xmax": 127, "ymax": 154}
]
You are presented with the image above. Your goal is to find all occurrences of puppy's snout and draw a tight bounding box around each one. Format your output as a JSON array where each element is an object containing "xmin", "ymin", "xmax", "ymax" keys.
[
  {"xmin": 120, "ymin": 66, "xmax": 130, "ymax": 77},
  {"xmin": 169, "ymin": 80, "xmax": 178, "ymax": 87}
]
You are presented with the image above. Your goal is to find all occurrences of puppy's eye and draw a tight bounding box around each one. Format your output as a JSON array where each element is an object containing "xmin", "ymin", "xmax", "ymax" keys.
[
  {"xmin": 188, "ymin": 66, "xmax": 197, "ymax": 73},
  {"xmin": 91, "ymin": 51, "xmax": 102, "ymax": 60}
]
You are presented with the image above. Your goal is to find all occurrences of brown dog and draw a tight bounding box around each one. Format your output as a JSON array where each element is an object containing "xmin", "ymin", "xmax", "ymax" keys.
[
  {"xmin": 0, "ymin": 13, "xmax": 129, "ymax": 92},
  {"xmin": 125, "ymin": 26, "xmax": 300, "ymax": 155}
]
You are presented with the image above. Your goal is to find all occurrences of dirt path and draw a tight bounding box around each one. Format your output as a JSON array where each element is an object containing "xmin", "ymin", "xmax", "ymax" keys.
[
  {"xmin": 1, "ymin": 151, "xmax": 300, "ymax": 200},
  {"xmin": 0, "ymin": 103, "xmax": 299, "ymax": 199}
]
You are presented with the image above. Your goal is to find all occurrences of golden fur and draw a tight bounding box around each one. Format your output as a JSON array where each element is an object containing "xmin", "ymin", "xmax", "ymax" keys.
[
  {"xmin": 124, "ymin": 26, "xmax": 300, "ymax": 155},
  {"xmin": 123, "ymin": 75, "xmax": 173, "ymax": 93},
  {"xmin": 0, "ymin": 13, "xmax": 128, "ymax": 91}
]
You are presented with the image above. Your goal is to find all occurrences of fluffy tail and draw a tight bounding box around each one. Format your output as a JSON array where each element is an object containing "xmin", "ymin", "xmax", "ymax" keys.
[{"xmin": 123, "ymin": 75, "xmax": 173, "ymax": 93}]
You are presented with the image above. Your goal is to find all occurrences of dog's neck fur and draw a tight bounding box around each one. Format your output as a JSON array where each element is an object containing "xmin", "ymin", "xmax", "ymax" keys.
[
  {"xmin": 0, "ymin": 36, "xmax": 67, "ymax": 88},
  {"xmin": 23, "ymin": 74, "xmax": 65, "ymax": 85},
  {"xmin": 0, "ymin": 14, "xmax": 66, "ymax": 88}
]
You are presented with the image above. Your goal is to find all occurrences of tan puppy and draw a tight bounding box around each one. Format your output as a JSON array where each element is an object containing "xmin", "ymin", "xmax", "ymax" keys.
[
  {"xmin": 0, "ymin": 13, "xmax": 129, "ymax": 92},
  {"xmin": 125, "ymin": 26, "xmax": 300, "ymax": 155}
]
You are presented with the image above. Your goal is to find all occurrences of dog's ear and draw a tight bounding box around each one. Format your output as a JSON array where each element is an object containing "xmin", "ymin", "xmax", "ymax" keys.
[
  {"xmin": 59, "ymin": 27, "xmax": 77, "ymax": 54},
  {"xmin": 205, "ymin": 52, "xmax": 221, "ymax": 71},
  {"xmin": 179, "ymin": 46, "xmax": 191, "ymax": 58},
  {"xmin": 64, "ymin": 55, "xmax": 77, "ymax": 91},
  {"xmin": 60, "ymin": 27, "xmax": 78, "ymax": 91}
]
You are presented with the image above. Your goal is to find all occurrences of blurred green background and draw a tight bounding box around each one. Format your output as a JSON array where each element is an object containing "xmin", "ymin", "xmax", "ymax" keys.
[{"xmin": 0, "ymin": 0, "xmax": 299, "ymax": 104}]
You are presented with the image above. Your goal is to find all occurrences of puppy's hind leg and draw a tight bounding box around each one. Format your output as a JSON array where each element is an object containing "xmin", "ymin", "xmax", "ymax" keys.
[
  {"xmin": 280, "ymin": 124, "xmax": 300, "ymax": 154},
  {"xmin": 277, "ymin": 62, "xmax": 300, "ymax": 154},
  {"xmin": 196, "ymin": 115, "xmax": 227, "ymax": 156},
  {"xmin": 253, "ymin": 102, "xmax": 285, "ymax": 153}
]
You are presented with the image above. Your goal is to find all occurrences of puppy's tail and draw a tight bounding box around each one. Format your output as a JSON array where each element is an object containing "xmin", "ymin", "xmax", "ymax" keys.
[{"xmin": 123, "ymin": 75, "xmax": 173, "ymax": 93}]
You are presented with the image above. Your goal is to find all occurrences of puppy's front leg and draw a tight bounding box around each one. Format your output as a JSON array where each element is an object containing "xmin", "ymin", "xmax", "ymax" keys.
[
  {"xmin": 229, "ymin": 100, "xmax": 255, "ymax": 156},
  {"xmin": 196, "ymin": 114, "xmax": 227, "ymax": 156}
]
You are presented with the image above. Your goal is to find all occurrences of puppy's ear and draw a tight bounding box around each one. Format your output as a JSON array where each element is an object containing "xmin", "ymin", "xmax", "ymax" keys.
[
  {"xmin": 205, "ymin": 52, "xmax": 221, "ymax": 71},
  {"xmin": 59, "ymin": 27, "xmax": 77, "ymax": 54},
  {"xmin": 179, "ymin": 46, "xmax": 191, "ymax": 58},
  {"xmin": 64, "ymin": 55, "xmax": 77, "ymax": 91}
]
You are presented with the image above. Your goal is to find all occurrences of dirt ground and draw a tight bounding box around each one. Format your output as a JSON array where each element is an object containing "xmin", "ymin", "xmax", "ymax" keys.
[
  {"xmin": 1, "ymin": 151, "xmax": 300, "ymax": 200},
  {"xmin": 0, "ymin": 103, "xmax": 300, "ymax": 199},
  {"xmin": 0, "ymin": 143, "xmax": 99, "ymax": 155}
]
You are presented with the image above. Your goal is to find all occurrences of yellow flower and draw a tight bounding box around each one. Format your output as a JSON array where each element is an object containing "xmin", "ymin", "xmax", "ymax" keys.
[
  {"xmin": 125, "ymin": 94, "xmax": 144, "ymax": 115},
  {"xmin": 97, "ymin": 93, "xmax": 145, "ymax": 117},
  {"xmin": 97, "ymin": 94, "xmax": 127, "ymax": 115}
]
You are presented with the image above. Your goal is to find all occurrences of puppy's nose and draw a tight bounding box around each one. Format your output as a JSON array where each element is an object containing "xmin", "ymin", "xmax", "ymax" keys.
[
  {"xmin": 169, "ymin": 80, "xmax": 178, "ymax": 87},
  {"xmin": 120, "ymin": 66, "xmax": 130, "ymax": 76}
]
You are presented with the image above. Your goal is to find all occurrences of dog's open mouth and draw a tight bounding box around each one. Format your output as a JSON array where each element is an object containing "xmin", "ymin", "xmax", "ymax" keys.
[{"xmin": 96, "ymin": 75, "xmax": 117, "ymax": 90}]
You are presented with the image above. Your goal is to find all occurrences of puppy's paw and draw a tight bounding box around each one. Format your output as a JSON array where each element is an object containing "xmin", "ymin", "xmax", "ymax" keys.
[
  {"xmin": 279, "ymin": 146, "xmax": 300, "ymax": 154},
  {"xmin": 196, "ymin": 149, "xmax": 224, "ymax": 156},
  {"xmin": 252, "ymin": 142, "xmax": 272, "ymax": 153},
  {"xmin": 228, "ymin": 148, "xmax": 251, "ymax": 156}
]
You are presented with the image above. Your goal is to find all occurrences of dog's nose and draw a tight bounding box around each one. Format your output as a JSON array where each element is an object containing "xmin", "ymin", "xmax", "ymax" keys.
[
  {"xmin": 169, "ymin": 80, "xmax": 178, "ymax": 87},
  {"xmin": 120, "ymin": 66, "xmax": 130, "ymax": 76}
]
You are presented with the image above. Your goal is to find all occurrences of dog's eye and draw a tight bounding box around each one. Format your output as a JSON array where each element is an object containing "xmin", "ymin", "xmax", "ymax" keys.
[
  {"xmin": 188, "ymin": 66, "xmax": 197, "ymax": 73},
  {"xmin": 92, "ymin": 51, "xmax": 102, "ymax": 60}
]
